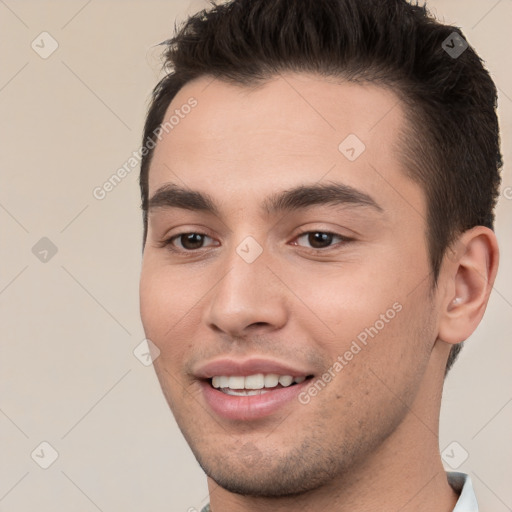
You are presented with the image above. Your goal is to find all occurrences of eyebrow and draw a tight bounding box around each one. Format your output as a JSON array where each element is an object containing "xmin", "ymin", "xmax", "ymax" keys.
[{"xmin": 147, "ymin": 182, "xmax": 383, "ymax": 217}]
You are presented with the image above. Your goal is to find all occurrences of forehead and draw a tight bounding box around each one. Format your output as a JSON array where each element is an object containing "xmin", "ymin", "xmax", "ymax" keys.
[{"xmin": 148, "ymin": 73, "xmax": 423, "ymax": 219}]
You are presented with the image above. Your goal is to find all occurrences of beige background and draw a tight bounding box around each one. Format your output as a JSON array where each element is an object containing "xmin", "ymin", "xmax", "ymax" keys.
[{"xmin": 0, "ymin": 1, "xmax": 510, "ymax": 511}]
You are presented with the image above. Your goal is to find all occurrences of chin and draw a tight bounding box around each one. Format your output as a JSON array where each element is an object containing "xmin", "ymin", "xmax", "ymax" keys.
[
  {"xmin": 191, "ymin": 440, "xmax": 346, "ymax": 498},
  {"xmin": 204, "ymin": 466, "xmax": 325, "ymax": 497}
]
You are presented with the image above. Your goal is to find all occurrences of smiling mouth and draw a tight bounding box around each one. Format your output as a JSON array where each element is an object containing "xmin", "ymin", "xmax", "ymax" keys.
[{"xmin": 208, "ymin": 373, "xmax": 314, "ymax": 396}]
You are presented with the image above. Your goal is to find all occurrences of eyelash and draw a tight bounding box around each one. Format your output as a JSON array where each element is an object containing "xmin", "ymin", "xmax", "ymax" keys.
[{"xmin": 161, "ymin": 230, "xmax": 351, "ymax": 255}]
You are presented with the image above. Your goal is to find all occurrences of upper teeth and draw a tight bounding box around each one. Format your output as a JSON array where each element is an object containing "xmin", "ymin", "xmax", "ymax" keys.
[{"xmin": 212, "ymin": 374, "xmax": 306, "ymax": 390}]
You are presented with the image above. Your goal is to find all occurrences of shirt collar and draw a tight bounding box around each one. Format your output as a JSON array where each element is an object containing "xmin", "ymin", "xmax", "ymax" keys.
[{"xmin": 448, "ymin": 472, "xmax": 479, "ymax": 511}]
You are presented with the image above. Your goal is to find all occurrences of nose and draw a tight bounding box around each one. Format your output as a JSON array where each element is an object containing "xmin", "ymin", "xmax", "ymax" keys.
[{"xmin": 203, "ymin": 240, "xmax": 289, "ymax": 339}]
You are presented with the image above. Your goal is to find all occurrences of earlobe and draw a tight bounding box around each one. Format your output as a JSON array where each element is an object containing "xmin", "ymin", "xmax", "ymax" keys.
[{"xmin": 437, "ymin": 226, "xmax": 499, "ymax": 345}]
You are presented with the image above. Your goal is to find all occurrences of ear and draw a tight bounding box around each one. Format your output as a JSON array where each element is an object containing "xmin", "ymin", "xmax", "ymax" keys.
[{"xmin": 437, "ymin": 226, "xmax": 499, "ymax": 345}]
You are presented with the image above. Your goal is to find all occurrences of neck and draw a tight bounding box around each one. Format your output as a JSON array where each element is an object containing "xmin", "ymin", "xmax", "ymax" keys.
[{"xmin": 207, "ymin": 341, "xmax": 459, "ymax": 512}]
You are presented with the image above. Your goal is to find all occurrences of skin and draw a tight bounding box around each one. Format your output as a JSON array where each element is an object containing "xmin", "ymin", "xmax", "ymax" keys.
[{"xmin": 139, "ymin": 73, "xmax": 499, "ymax": 512}]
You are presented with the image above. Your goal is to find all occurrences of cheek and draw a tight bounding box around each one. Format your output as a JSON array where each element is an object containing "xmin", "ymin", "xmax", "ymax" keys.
[
  {"xmin": 286, "ymin": 261, "xmax": 400, "ymax": 342},
  {"xmin": 290, "ymin": 255, "xmax": 433, "ymax": 382},
  {"xmin": 353, "ymin": 291, "xmax": 435, "ymax": 401},
  {"xmin": 140, "ymin": 253, "xmax": 217, "ymax": 369},
  {"xmin": 139, "ymin": 260, "xmax": 166, "ymax": 339},
  {"xmin": 140, "ymin": 257, "xmax": 189, "ymax": 353}
]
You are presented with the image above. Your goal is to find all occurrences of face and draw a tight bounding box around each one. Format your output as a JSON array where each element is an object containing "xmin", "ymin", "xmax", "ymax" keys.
[{"xmin": 139, "ymin": 73, "xmax": 440, "ymax": 496}]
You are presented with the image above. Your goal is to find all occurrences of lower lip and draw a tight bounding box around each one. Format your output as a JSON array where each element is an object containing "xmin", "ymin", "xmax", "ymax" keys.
[{"xmin": 200, "ymin": 380, "xmax": 311, "ymax": 421}]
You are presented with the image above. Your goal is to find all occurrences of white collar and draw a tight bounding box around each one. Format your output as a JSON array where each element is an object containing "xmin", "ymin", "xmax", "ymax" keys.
[{"xmin": 448, "ymin": 472, "xmax": 479, "ymax": 511}]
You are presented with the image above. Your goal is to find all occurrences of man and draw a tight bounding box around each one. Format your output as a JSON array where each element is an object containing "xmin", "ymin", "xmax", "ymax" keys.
[{"xmin": 138, "ymin": 0, "xmax": 501, "ymax": 510}]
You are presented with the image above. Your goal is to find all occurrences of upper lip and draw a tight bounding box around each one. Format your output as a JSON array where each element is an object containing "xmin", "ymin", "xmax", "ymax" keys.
[{"xmin": 194, "ymin": 357, "xmax": 312, "ymax": 379}]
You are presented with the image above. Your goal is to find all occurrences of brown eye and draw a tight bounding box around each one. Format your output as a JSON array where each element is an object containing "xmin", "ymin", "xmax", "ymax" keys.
[
  {"xmin": 295, "ymin": 231, "xmax": 346, "ymax": 250},
  {"xmin": 308, "ymin": 232, "xmax": 334, "ymax": 249},
  {"xmin": 170, "ymin": 233, "xmax": 214, "ymax": 251}
]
